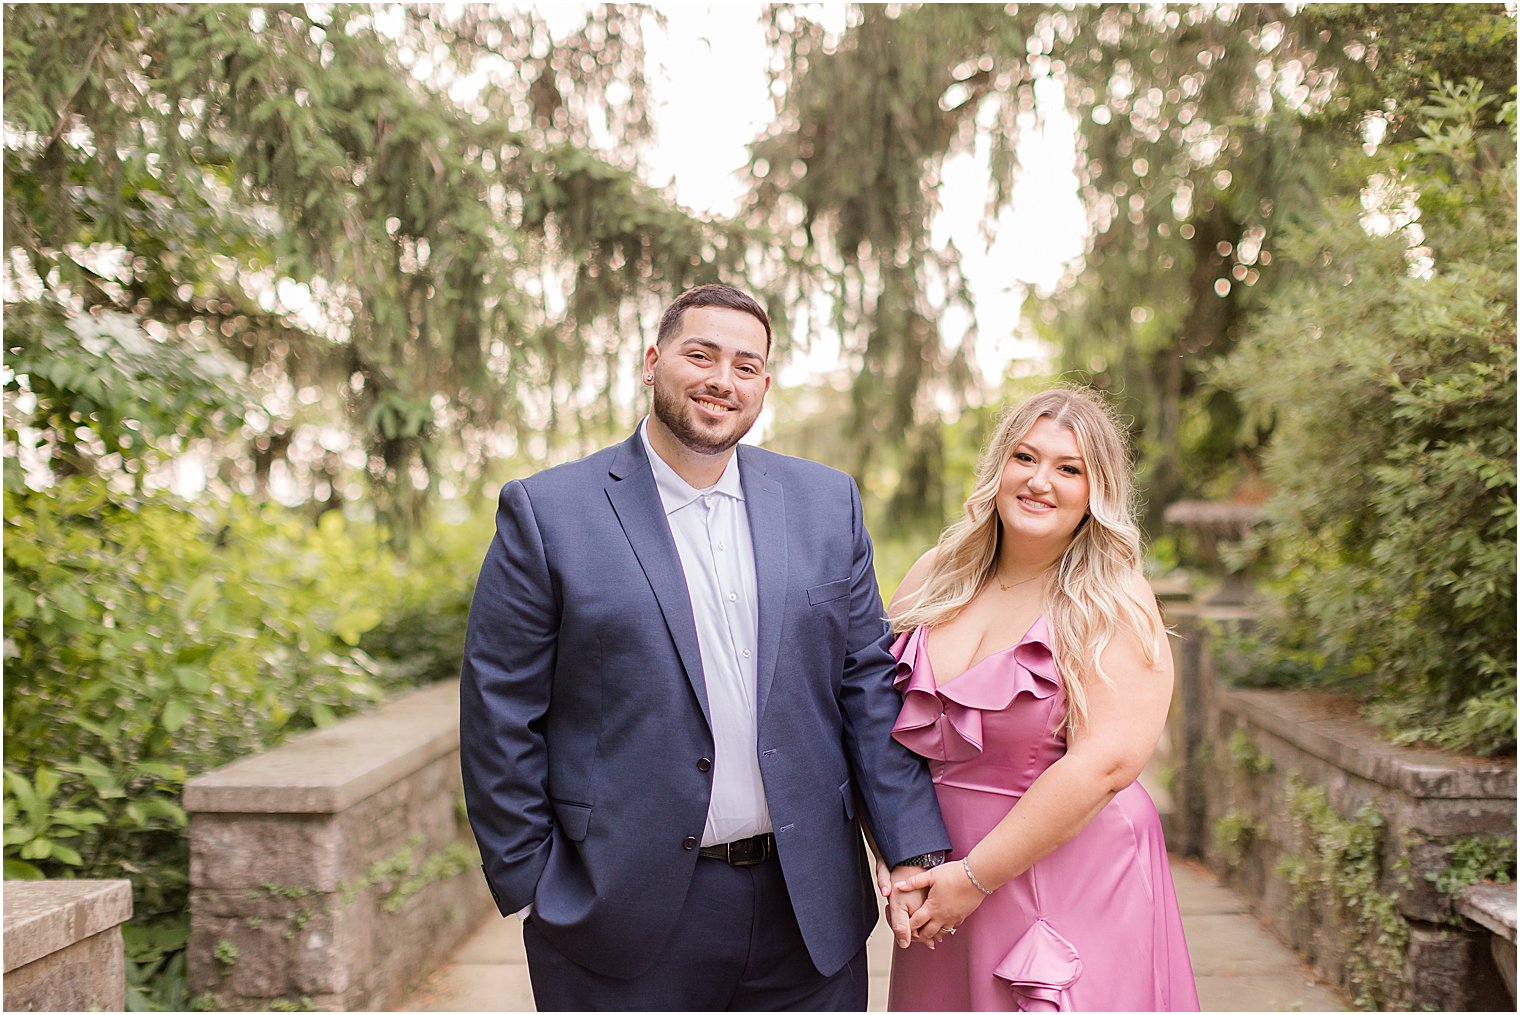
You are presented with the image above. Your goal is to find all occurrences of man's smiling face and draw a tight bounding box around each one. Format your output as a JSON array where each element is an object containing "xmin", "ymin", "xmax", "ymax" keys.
[{"xmin": 646, "ymin": 305, "xmax": 771, "ymax": 458}]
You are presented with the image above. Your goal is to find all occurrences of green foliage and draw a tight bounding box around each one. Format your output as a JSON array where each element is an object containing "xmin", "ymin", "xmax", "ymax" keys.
[
  {"xmin": 376, "ymin": 839, "xmax": 478, "ymax": 914},
  {"xmin": 1226, "ymin": 730, "xmax": 1274, "ymax": 776},
  {"xmin": 262, "ymin": 833, "xmax": 478, "ymax": 917},
  {"xmin": 1029, "ymin": 4, "xmax": 1348, "ymax": 522},
  {"xmin": 1302, "ymin": 4, "xmax": 1518, "ymax": 140},
  {"xmin": 749, "ymin": 5, "xmax": 998, "ymax": 529},
  {"xmin": 3, "ymin": 297, "xmax": 248, "ymax": 485},
  {"xmin": 1217, "ymin": 79, "xmax": 1517, "ymax": 755},
  {"xmin": 2, "ymin": 478, "xmax": 485, "ymax": 1009},
  {"xmin": 3, "ymin": 3, "xmax": 744, "ymax": 536},
  {"xmin": 1276, "ymin": 778, "xmax": 1408, "ymax": 1010},
  {"xmin": 212, "ymin": 939, "xmax": 239, "ymax": 969},
  {"xmin": 1427, "ymin": 835, "xmax": 1517, "ymax": 898},
  {"xmin": 1214, "ymin": 809, "xmax": 1261, "ymax": 868},
  {"xmin": 753, "ymin": 4, "xmax": 1324, "ymax": 525},
  {"xmin": 124, "ymin": 922, "xmax": 192, "ymax": 1013},
  {"xmin": 1210, "ymin": 622, "xmax": 1336, "ymax": 691},
  {"xmin": 357, "ymin": 504, "xmax": 486, "ymax": 686},
  {"xmin": 754, "ymin": 4, "xmax": 1516, "ymax": 541}
]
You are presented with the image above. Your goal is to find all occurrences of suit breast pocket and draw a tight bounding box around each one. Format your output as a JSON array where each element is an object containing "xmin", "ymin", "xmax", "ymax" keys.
[
  {"xmin": 806, "ymin": 578, "xmax": 850, "ymax": 606},
  {"xmin": 552, "ymin": 798, "xmax": 592, "ymax": 842}
]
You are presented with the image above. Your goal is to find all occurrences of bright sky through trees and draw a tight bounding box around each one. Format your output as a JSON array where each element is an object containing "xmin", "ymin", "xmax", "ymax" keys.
[{"xmin": 541, "ymin": 2, "xmax": 1085, "ymax": 388}]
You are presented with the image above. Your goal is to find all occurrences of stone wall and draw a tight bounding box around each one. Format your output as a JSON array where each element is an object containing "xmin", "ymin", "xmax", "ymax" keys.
[
  {"xmin": 184, "ymin": 679, "xmax": 492, "ymax": 1011},
  {"xmin": 3, "ymin": 880, "xmax": 132, "ymax": 1012},
  {"xmin": 1168, "ymin": 605, "xmax": 1517, "ymax": 1011},
  {"xmin": 1458, "ymin": 882, "xmax": 1516, "ymax": 1002}
]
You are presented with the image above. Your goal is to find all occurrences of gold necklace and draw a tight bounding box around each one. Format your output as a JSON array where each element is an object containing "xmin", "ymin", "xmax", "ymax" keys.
[{"xmin": 995, "ymin": 567, "xmax": 1049, "ymax": 592}]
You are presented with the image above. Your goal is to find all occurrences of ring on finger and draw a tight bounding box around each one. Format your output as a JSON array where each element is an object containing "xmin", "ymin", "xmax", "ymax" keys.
[{"xmin": 946, "ymin": 926, "xmax": 957, "ymax": 935}]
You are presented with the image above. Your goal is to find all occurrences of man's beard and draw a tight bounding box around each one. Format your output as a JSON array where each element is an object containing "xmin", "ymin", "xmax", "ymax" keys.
[{"xmin": 652, "ymin": 382, "xmax": 755, "ymax": 457}]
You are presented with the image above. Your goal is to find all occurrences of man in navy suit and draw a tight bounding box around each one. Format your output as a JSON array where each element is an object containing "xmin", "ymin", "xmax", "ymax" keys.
[{"xmin": 460, "ymin": 283, "xmax": 949, "ymax": 1010}]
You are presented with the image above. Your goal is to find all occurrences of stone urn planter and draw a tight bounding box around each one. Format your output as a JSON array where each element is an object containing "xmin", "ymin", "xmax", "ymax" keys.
[{"xmin": 1162, "ymin": 500, "xmax": 1268, "ymax": 605}]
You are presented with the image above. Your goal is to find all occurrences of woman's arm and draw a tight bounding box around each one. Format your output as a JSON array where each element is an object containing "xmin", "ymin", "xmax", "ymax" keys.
[{"xmin": 897, "ymin": 572, "xmax": 1174, "ymax": 941}]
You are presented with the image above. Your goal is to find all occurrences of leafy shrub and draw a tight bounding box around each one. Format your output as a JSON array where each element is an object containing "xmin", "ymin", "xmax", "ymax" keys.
[
  {"xmin": 2, "ymin": 478, "xmax": 485, "ymax": 1008},
  {"xmin": 3, "ymin": 297, "xmax": 248, "ymax": 484},
  {"xmin": 359, "ymin": 502, "xmax": 486, "ymax": 687},
  {"xmin": 1217, "ymin": 82, "xmax": 1516, "ymax": 755}
]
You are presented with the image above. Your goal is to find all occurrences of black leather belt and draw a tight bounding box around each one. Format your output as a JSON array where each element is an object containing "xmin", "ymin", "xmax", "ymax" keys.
[{"xmin": 698, "ymin": 832, "xmax": 777, "ymax": 866}]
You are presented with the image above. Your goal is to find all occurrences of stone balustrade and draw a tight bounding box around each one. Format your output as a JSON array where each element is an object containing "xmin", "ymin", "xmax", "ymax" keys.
[
  {"xmin": 1457, "ymin": 882, "xmax": 1517, "ymax": 1003},
  {"xmin": 1166, "ymin": 603, "xmax": 1516, "ymax": 1011},
  {"xmin": 183, "ymin": 679, "xmax": 491, "ymax": 1011},
  {"xmin": 3, "ymin": 879, "xmax": 133, "ymax": 1011}
]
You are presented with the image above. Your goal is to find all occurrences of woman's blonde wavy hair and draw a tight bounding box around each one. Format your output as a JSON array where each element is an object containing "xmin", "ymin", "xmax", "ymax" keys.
[{"xmin": 891, "ymin": 386, "xmax": 1164, "ymax": 734}]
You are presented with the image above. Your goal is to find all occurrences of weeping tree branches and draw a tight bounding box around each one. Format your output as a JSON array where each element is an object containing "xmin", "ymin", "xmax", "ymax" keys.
[
  {"xmin": 4, "ymin": 3, "xmax": 744, "ymax": 536},
  {"xmin": 1023, "ymin": 2, "xmax": 1349, "ymax": 517},
  {"xmin": 748, "ymin": 2, "xmax": 1515, "ymax": 531},
  {"xmin": 747, "ymin": 3, "xmax": 1341, "ymax": 526},
  {"xmin": 745, "ymin": 5, "xmax": 1011, "ymax": 530}
]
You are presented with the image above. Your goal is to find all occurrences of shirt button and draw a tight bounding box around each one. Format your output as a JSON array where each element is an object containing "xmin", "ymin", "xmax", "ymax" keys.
[
  {"xmin": 717, "ymin": 541, "xmax": 726, "ymax": 550},
  {"xmin": 697, "ymin": 758, "xmax": 712, "ymax": 772},
  {"xmin": 683, "ymin": 836, "xmax": 698, "ymax": 850},
  {"xmin": 742, "ymin": 649, "xmax": 752, "ymax": 659},
  {"xmin": 727, "ymin": 593, "xmax": 736, "ymax": 602}
]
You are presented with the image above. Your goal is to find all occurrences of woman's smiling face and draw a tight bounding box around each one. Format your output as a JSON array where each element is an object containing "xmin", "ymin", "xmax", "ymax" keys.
[{"xmin": 996, "ymin": 415, "xmax": 1091, "ymax": 549}]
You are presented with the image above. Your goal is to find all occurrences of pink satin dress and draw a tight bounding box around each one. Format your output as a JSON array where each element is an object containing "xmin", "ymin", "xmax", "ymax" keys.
[{"xmin": 887, "ymin": 617, "xmax": 1199, "ymax": 1012}]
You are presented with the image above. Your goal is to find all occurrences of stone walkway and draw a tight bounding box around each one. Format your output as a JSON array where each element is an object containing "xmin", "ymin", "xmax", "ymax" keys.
[{"xmin": 398, "ymin": 856, "xmax": 1348, "ymax": 1012}]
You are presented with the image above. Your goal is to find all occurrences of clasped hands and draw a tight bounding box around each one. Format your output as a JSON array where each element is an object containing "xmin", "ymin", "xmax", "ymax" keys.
[{"xmin": 876, "ymin": 858, "xmax": 990, "ymax": 950}]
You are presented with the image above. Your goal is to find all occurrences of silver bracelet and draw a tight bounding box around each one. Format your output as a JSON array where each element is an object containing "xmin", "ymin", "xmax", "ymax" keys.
[{"xmin": 961, "ymin": 857, "xmax": 994, "ymax": 896}]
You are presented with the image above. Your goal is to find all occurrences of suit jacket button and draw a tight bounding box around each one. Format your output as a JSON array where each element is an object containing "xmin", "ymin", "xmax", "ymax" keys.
[
  {"xmin": 683, "ymin": 836, "xmax": 698, "ymax": 850},
  {"xmin": 697, "ymin": 758, "xmax": 712, "ymax": 772}
]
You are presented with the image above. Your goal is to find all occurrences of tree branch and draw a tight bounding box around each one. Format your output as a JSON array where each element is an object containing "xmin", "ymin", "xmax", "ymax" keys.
[{"xmin": 44, "ymin": 31, "xmax": 111, "ymax": 153}]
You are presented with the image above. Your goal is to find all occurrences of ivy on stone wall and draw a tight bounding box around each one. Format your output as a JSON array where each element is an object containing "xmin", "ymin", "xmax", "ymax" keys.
[
  {"xmin": 1426, "ymin": 835, "xmax": 1518, "ymax": 909},
  {"xmin": 1212, "ymin": 810, "xmax": 1260, "ymax": 869},
  {"xmin": 1275, "ymin": 777, "xmax": 1409, "ymax": 1011}
]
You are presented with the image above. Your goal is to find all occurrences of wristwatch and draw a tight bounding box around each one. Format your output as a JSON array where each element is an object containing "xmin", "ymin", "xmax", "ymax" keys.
[{"xmin": 896, "ymin": 850, "xmax": 947, "ymax": 869}]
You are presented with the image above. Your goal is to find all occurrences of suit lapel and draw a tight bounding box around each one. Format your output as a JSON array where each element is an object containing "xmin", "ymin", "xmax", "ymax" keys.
[
  {"xmin": 740, "ymin": 446, "xmax": 787, "ymax": 724},
  {"xmin": 605, "ymin": 434, "xmax": 711, "ymax": 729}
]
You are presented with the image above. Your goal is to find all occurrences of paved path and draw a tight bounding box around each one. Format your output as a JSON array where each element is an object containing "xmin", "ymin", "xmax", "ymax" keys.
[{"xmin": 398, "ymin": 856, "xmax": 1347, "ymax": 1012}]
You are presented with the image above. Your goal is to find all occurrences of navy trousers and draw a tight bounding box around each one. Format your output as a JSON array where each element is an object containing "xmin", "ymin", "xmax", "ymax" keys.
[{"xmin": 523, "ymin": 855, "xmax": 870, "ymax": 1011}]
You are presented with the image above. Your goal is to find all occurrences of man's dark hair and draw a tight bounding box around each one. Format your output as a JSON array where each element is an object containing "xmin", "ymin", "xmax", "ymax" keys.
[{"xmin": 656, "ymin": 283, "xmax": 772, "ymax": 354}]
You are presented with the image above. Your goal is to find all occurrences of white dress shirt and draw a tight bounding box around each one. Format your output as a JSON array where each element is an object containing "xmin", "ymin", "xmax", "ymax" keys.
[{"xmin": 640, "ymin": 419, "xmax": 772, "ymax": 846}]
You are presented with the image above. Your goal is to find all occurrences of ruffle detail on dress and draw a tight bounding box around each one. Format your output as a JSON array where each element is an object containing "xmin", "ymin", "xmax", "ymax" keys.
[
  {"xmin": 890, "ymin": 619, "xmax": 1061, "ymax": 763},
  {"xmin": 889, "ymin": 627, "xmax": 927, "ymax": 691},
  {"xmin": 992, "ymin": 918, "xmax": 1083, "ymax": 1012},
  {"xmin": 1007, "ymin": 617, "xmax": 1059, "ymax": 689},
  {"xmin": 891, "ymin": 626, "xmax": 982, "ymax": 762}
]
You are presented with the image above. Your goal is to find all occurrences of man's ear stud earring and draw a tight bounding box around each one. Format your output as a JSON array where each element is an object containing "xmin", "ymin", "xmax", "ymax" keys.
[{"xmin": 644, "ymin": 374, "xmax": 653, "ymax": 383}]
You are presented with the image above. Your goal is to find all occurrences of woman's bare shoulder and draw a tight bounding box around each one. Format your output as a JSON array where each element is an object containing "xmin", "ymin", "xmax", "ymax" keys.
[
  {"xmin": 888, "ymin": 546, "xmax": 940, "ymax": 615},
  {"xmin": 1101, "ymin": 567, "xmax": 1172, "ymax": 676},
  {"xmin": 1125, "ymin": 568, "xmax": 1165, "ymax": 618}
]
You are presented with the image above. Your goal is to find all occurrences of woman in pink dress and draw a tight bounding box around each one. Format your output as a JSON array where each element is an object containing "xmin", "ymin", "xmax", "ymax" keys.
[{"xmin": 880, "ymin": 387, "xmax": 1198, "ymax": 1012}]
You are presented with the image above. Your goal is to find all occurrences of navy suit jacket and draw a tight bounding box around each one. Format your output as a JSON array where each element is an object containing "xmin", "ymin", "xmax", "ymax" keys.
[{"xmin": 459, "ymin": 431, "xmax": 949, "ymax": 979}]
